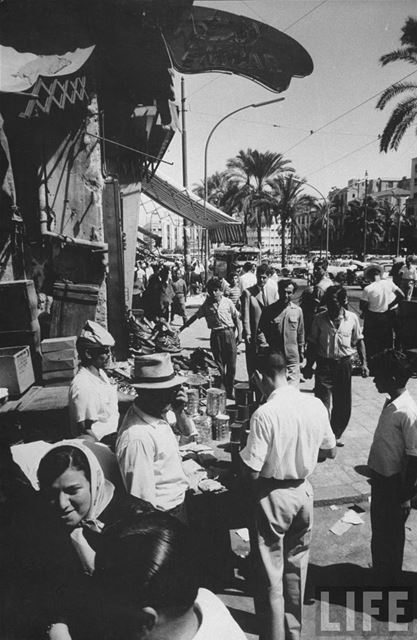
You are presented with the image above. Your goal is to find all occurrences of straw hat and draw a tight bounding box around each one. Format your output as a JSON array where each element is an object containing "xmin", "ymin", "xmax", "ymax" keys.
[{"xmin": 131, "ymin": 353, "xmax": 183, "ymax": 389}]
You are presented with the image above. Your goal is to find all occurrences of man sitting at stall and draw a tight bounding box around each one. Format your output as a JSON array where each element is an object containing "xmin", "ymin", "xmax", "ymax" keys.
[
  {"xmin": 69, "ymin": 321, "xmax": 119, "ymax": 442},
  {"xmin": 116, "ymin": 353, "xmax": 198, "ymax": 523},
  {"xmin": 180, "ymin": 277, "xmax": 242, "ymax": 398}
]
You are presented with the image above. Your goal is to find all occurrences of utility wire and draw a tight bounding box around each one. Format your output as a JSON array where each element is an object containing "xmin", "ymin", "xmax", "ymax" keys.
[
  {"xmin": 308, "ymin": 138, "xmax": 380, "ymax": 177},
  {"xmin": 282, "ymin": 0, "xmax": 329, "ymax": 32},
  {"xmin": 283, "ymin": 69, "xmax": 417, "ymax": 155}
]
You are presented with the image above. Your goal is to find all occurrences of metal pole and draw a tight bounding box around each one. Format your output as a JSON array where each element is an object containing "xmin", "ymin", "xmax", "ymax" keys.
[
  {"xmin": 362, "ymin": 171, "xmax": 368, "ymax": 260},
  {"xmin": 203, "ymin": 97, "xmax": 284, "ymax": 281},
  {"xmin": 396, "ymin": 198, "xmax": 402, "ymax": 257},
  {"xmin": 181, "ymin": 77, "xmax": 189, "ymax": 262}
]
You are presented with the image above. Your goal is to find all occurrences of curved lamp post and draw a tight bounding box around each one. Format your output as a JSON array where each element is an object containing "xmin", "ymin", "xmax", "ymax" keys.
[
  {"xmin": 203, "ymin": 97, "xmax": 285, "ymax": 275},
  {"xmin": 290, "ymin": 178, "xmax": 330, "ymax": 259}
]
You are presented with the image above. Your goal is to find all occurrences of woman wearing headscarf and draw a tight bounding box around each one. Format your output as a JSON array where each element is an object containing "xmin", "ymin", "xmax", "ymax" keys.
[{"xmin": 18, "ymin": 440, "xmax": 153, "ymax": 640}]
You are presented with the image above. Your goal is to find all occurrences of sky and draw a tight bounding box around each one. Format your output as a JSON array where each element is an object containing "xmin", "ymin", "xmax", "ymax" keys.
[{"xmin": 159, "ymin": 0, "xmax": 417, "ymax": 202}]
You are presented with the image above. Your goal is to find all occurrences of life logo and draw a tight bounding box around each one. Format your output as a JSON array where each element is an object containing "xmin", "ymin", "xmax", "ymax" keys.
[{"xmin": 316, "ymin": 587, "xmax": 414, "ymax": 636}]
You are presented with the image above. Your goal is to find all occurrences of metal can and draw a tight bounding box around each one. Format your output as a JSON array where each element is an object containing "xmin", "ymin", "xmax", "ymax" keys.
[
  {"xmin": 206, "ymin": 388, "xmax": 223, "ymax": 416},
  {"xmin": 234, "ymin": 382, "xmax": 254, "ymax": 406},
  {"xmin": 212, "ymin": 413, "xmax": 229, "ymax": 440},
  {"xmin": 185, "ymin": 388, "xmax": 199, "ymax": 416}
]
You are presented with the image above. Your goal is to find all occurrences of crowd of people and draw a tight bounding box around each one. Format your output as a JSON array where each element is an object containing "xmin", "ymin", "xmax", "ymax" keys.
[{"xmin": 2, "ymin": 255, "xmax": 417, "ymax": 640}]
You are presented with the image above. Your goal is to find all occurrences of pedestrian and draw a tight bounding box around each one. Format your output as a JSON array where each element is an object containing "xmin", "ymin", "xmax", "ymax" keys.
[
  {"xmin": 227, "ymin": 271, "xmax": 242, "ymax": 310},
  {"xmin": 92, "ymin": 512, "xmax": 247, "ymax": 640},
  {"xmin": 300, "ymin": 258, "xmax": 333, "ymax": 340},
  {"xmin": 116, "ymin": 353, "xmax": 198, "ymax": 523},
  {"xmin": 399, "ymin": 255, "xmax": 417, "ymax": 301},
  {"xmin": 367, "ymin": 349, "xmax": 417, "ymax": 585},
  {"xmin": 257, "ymin": 279, "xmax": 304, "ymax": 386},
  {"xmin": 158, "ymin": 266, "xmax": 175, "ymax": 321},
  {"xmin": 240, "ymin": 350, "xmax": 336, "ymax": 640},
  {"xmin": 240, "ymin": 264, "xmax": 278, "ymax": 381},
  {"xmin": 180, "ymin": 277, "xmax": 242, "ymax": 398},
  {"xmin": 239, "ymin": 261, "xmax": 257, "ymax": 292},
  {"xmin": 170, "ymin": 269, "xmax": 188, "ymax": 325},
  {"xmin": 69, "ymin": 321, "xmax": 119, "ymax": 442},
  {"xmin": 359, "ymin": 264, "xmax": 404, "ymax": 367},
  {"xmin": 303, "ymin": 285, "xmax": 369, "ymax": 446},
  {"xmin": 390, "ymin": 256, "xmax": 404, "ymax": 288}
]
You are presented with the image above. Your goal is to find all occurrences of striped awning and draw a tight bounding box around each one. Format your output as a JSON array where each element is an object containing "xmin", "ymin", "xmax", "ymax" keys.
[{"xmin": 139, "ymin": 173, "xmax": 240, "ymax": 229}]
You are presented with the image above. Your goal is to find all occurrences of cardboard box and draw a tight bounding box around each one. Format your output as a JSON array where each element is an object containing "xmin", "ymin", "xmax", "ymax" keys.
[
  {"xmin": 42, "ymin": 348, "xmax": 76, "ymax": 362},
  {"xmin": 0, "ymin": 346, "xmax": 35, "ymax": 397},
  {"xmin": 42, "ymin": 367, "xmax": 77, "ymax": 382},
  {"xmin": 42, "ymin": 358, "xmax": 77, "ymax": 372},
  {"xmin": 41, "ymin": 336, "xmax": 77, "ymax": 353}
]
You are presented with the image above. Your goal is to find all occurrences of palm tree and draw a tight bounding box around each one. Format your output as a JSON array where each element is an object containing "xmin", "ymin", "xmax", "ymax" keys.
[
  {"xmin": 377, "ymin": 17, "xmax": 417, "ymax": 152},
  {"xmin": 343, "ymin": 196, "xmax": 385, "ymax": 258},
  {"xmin": 268, "ymin": 174, "xmax": 315, "ymax": 266},
  {"xmin": 225, "ymin": 149, "xmax": 293, "ymax": 246},
  {"xmin": 309, "ymin": 201, "xmax": 336, "ymax": 253}
]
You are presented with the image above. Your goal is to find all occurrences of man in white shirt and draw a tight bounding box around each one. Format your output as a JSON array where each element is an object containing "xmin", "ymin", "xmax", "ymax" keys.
[
  {"xmin": 368, "ymin": 349, "xmax": 417, "ymax": 585},
  {"xmin": 240, "ymin": 350, "xmax": 336, "ymax": 640},
  {"xmin": 360, "ymin": 264, "xmax": 404, "ymax": 368},
  {"xmin": 399, "ymin": 256, "xmax": 417, "ymax": 300},
  {"xmin": 304, "ymin": 285, "xmax": 368, "ymax": 445},
  {"xmin": 69, "ymin": 321, "xmax": 119, "ymax": 442},
  {"xmin": 116, "ymin": 353, "xmax": 197, "ymax": 522},
  {"xmin": 239, "ymin": 261, "xmax": 257, "ymax": 291}
]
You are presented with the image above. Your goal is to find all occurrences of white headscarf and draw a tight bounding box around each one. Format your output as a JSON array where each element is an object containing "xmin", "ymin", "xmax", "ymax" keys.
[{"xmin": 41, "ymin": 439, "xmax": 115, "ymax": 575}]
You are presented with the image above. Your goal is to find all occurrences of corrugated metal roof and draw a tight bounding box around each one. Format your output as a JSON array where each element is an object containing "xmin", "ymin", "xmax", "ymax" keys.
[{"xmin": 138, "ymin": 173, "xmax": 240, "ymax": 229}]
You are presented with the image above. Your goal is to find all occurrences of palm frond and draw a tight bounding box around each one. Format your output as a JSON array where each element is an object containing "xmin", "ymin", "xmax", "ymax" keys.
[
  {"xmin": 376, "ymin": 82, "xmax": 417, "ymax": 109},
  {"xmin": 380, "ymin": 49, "xmax": 417, "ymax": 66},
  {"xmin": 379, "ymin": 97, "xmax": 417, "ymax": 151}
]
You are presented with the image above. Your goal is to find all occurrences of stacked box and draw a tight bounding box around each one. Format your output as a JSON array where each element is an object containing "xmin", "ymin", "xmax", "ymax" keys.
[
  {"xmin": 41, "ymin": 336, "xmax": 78, "ymax": 384},
  {"xmin": 0, "ymin": 346, "xmax": 35, "ymax": 397}
]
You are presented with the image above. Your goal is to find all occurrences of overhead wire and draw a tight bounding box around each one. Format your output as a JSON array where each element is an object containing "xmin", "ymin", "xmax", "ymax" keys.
[{"xmin": 282, "ymin": 69, "xmax": 417, "ymax": 155}]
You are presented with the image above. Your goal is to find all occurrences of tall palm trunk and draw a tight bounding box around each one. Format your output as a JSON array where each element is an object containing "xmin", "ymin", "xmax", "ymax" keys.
[{"xmin": 280, "ymin": 214, "xmax": 286, "ymax": 267}]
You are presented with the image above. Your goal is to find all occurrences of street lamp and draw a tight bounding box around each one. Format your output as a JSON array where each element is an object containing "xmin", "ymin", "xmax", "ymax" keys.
[
  {"xmin": 203, "ymin": 97, "xmax": 285, "ymax": 275},
  {"xmin": 362, "ymin": 170, "xmax": 368, "ymax": 260},
  {"xmin": 290, "ymin": 178, "xmax": 330, "ymax": 258}
]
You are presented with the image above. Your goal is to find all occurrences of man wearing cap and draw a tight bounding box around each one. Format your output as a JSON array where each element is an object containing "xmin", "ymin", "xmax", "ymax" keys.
[
  {"xmin": 116, "ymin": 353, "xmax": 197, "ymax": 522},
  {"xmin": 360, "ymin": 264, "xmax": 404, "ymax": 366},
  {"xmin": 69, "ymin": 321, "xmax": 119, "ymax": 441}
]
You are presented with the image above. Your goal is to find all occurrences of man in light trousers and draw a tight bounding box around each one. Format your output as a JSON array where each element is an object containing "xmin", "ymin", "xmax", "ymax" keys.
[{"xmin": 240, "ymin": 350, "xmax": 336, "ymax": 640}]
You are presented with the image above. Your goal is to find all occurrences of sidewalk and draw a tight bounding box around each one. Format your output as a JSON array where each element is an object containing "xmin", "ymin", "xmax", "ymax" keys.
[{"xmin": 178, "ymin": 313, "xmax": 417, "ymax": 506}]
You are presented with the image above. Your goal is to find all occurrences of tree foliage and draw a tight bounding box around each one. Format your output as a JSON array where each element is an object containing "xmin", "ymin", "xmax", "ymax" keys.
[{"xmin": 377, "ymin": 16, "xmax": 417, "ymax": 152}]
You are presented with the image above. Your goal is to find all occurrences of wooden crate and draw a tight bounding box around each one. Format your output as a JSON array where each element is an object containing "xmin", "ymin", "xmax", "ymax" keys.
[
  {"xmin": 0, "ymin": 280, "xmax": 39, "ymax": 332},
  {"xmin": 50, "ymin": 283, "xmax": 99, "ymax": 338},
  {"xmin": 0, "ymin": 346, "xmax": 35, "ymax": 397}
]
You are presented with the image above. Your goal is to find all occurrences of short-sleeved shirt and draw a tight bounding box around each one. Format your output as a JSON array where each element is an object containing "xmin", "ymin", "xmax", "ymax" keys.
[
  {"xmin": 196, "ymin": 295, "xmax": 238, "ymax": 330},
  {"xmin": 399, "ymin": 265, "xmax": 417, "ymax": 281},
  {"xmin": 361, "ymin": 279, "xmax": 400, "ymax": 313},
  {"xmin": 368, "ymin": 390, "xmax": 417, "ymax": 477},
  {"xmin": 116, "ymin": 405, "xmax": 189, "ymax": 511},
  {"xmin": 193, "ymin": 588, "xmax": 247, "ymax": 640},
  {"xmin": 308, "ymin": 309, "xmax": 362, "ymax": 359},
  {"xmin": 69, "ymin": 367, "xmax": 119, "ymax": 440},
  {"xmin": 240, "ymin": 386, "xmax": 335, "ymax": 479}
]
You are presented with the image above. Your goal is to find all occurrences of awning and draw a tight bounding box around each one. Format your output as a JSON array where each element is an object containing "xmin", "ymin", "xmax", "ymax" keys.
[{"xmin": 136, "ymin": 173, "xmax": 240, "ymax": 229}]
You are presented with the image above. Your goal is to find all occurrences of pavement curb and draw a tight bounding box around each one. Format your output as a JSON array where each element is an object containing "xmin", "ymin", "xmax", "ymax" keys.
[{"xmin": 314, "ymin": 489, "xmax": 370, "ymax": 507}]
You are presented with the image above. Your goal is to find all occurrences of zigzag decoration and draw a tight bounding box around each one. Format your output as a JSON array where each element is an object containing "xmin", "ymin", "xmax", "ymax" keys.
[{"xmin": 19, "ymin": 76, "xmax": 89, "ymax": 118}]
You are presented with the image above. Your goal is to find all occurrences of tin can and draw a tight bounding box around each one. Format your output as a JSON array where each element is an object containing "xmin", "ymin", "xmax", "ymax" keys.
[
  {"xmin": 212, "ymin": 414, "xmax": 229, "ymax": 440},
  {"xmin": 237, "ymin": 404, "xmax": 250, "ymax": 421},
  {"xmin": 206, "ymin": 388, "xmax": 225, "ymax": 416},
  {"xmin": 195, "ymin": 413, "xmax": 212, "ymax": 445},
  {"xmin": 230, "ymin": 422, "xmax": 242, "ymax": 443},
  {"xmin": 226, "ymin": 404, "xmax": 238, "ymax": 424},
  {"xmin": 185, "ymin": 388, "xmax": 199, "ymax": 416},
  {"xmin": 234, "ymin": 382, "xmax": 254, "ymax": 406}
]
